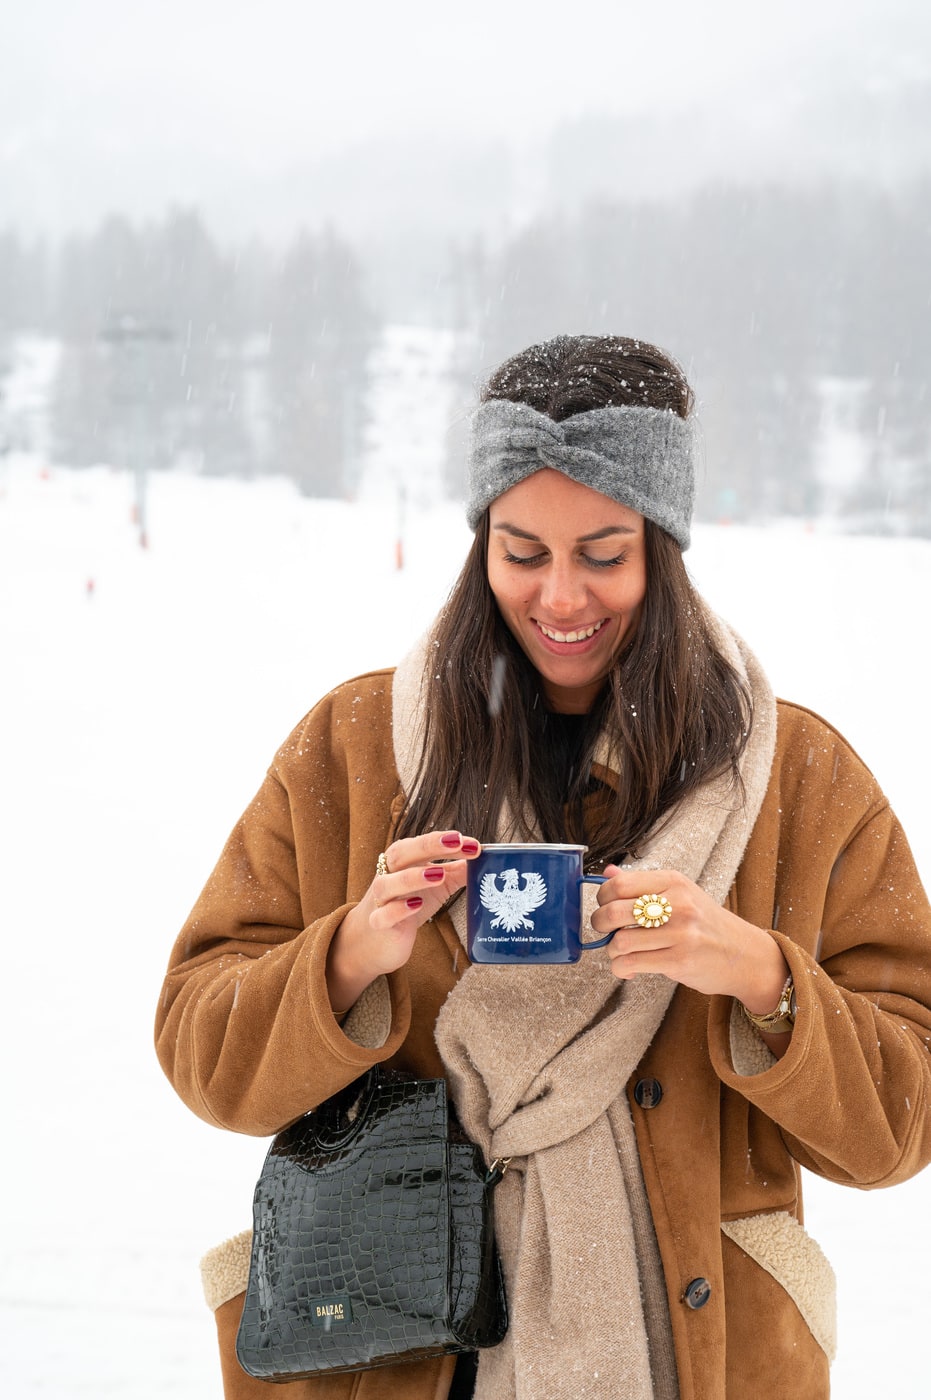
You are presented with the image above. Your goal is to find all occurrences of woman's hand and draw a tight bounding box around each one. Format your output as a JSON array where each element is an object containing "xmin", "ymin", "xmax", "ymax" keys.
[
  {"xmin": 592, "ymin": 865, "xmax": 790, "ymax": 1034},
  {"xmin": 326, "ymin": 831, "xmax": 481, "ymax": 1016}
]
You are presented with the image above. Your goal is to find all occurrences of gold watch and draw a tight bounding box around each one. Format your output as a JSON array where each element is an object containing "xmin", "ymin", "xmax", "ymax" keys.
[{"xmin": 743, "ymin": 974, "xmax": 797, "ymax": 1035}]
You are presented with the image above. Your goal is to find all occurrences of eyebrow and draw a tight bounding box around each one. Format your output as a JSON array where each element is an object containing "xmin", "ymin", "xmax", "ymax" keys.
[{"xmin": 491, "ymin": 522, "xmax": 638, "ymax": 543}]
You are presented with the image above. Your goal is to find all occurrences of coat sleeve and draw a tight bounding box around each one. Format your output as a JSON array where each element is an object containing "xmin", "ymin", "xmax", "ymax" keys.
[
  {"xmin": 709, "ymin": 714, "xmax": 931, "ymax": 1189},
  {"xmin": 154, "ymin": 675, "xmax": 412, "ymax": 1137}
]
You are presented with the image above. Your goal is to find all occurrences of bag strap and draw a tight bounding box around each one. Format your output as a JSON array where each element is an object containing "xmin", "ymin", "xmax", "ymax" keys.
[{"xmin": 306, "ymin": 1068, "xmax": 379, "ymax": 1151}]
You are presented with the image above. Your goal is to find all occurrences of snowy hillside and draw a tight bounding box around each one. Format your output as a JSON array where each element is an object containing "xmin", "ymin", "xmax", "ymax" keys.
[{"xmin": 2, "ymin": 326, "xmax": 931, "ymax": 1397}]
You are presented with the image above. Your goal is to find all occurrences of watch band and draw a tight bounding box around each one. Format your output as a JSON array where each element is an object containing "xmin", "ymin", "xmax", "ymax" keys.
[{"xmin": 742, "ymin": 974, "xmax": 797, "ymax": 1035}]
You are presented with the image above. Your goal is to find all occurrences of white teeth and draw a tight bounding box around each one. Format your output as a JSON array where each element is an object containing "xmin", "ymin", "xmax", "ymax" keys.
[{"xmin": 538, "ymin": 620, "xmax": 605, "ymax": 643}]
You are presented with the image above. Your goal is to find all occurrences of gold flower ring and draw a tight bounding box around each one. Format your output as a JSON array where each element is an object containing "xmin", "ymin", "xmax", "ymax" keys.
[
  {"xmin": 632, "ymin": 894, "xmax": 673, "ymax": 928},
  {"xmin": 375, "ymin": 852, "xmax": 390, "ymax": 878}
]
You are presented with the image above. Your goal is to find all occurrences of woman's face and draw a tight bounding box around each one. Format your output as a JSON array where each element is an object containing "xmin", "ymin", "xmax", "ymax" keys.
[{"xmin": 486, "ymin": 468, "xmax": 648, "ymax": 714}]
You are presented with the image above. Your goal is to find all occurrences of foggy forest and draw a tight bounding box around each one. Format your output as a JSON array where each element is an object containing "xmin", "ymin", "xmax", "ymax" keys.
[{"xmin": 2, "ymin": 68, "xmax": 929, "ymax": 533}]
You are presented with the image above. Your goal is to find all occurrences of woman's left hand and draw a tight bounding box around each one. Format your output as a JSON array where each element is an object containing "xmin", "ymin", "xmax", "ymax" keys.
[{"xmin": 591, "ymin": 864, "xmax": 789, "ymax": 1015}]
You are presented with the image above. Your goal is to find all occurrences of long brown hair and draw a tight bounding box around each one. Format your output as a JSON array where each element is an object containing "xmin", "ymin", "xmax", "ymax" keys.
[{"xmin": 395, "ymin": 334, "xmax": 751, "ymax": 867}]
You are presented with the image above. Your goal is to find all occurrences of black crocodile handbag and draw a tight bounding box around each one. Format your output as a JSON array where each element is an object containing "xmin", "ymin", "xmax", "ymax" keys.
[{"xmin": 235, "ymin": 1067, "xmax": 508, "ymax": 1381}]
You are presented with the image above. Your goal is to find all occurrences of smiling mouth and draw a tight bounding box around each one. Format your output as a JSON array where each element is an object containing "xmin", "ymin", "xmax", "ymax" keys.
[{"xmin": 535, "ymin": 619, "xmax": 607, "ymax": 644}]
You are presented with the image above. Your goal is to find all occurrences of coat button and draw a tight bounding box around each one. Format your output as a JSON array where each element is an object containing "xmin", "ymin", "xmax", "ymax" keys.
[
  {"xmin": 683, "ymin": 1278, "xmax": 711, "ymax": 1310},
  {"xmin": 634, "ymin": 1078, "xmax": 663, "ymax": 1109}
]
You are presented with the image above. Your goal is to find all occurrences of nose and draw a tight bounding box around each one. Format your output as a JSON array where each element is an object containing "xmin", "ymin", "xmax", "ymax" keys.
[{"xmin": 538, "ymin": 560, "xmax": 588, "ymax": 617}]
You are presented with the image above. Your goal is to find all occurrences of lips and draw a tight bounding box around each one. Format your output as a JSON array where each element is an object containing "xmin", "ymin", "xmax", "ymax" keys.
[{"xmin": 535, "ymin": 619, "xmax": 607, "ymax": 644}]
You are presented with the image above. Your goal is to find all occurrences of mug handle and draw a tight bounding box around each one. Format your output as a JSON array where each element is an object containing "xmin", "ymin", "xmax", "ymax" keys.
[{"xmin": 578, "ymin": 874, "xmax": 617, "ymax": 950}]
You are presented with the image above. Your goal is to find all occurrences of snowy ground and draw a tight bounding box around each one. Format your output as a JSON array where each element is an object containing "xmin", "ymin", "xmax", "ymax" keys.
[{"xmin": 2, "ymin": 328, "xmax": 931, "ymax": 1397}]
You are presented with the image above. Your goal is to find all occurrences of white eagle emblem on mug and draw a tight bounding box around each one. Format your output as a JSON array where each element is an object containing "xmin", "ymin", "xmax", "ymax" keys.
[{"xmin": 479, "ymin": 869, "xmax": 548, "ymax": 932}]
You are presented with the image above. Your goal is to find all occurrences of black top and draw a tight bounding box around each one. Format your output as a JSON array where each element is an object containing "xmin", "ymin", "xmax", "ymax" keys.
[{"xmin": 542, "ymin": 711, "xmax": 592, "ymax": 797}]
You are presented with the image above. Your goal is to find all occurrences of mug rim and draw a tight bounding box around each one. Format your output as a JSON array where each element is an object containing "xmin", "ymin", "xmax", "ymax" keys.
[{"xmin": 477, "ymin": 843, "xmax": 589, "ymax": 854}]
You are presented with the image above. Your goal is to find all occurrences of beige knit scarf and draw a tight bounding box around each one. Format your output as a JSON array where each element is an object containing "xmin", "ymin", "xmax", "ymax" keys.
[{"xmin": 391, "ymin": 611, "xmax": 777, "ymax": 1400}]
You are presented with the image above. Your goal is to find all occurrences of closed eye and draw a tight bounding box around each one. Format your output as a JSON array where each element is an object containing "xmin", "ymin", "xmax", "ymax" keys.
[
  {"xmin": 503, "ymin": 550, "xmax": 546, "ymax": 567},
  {"xmin": 584, "ymin": 550, "xmax": 630, "ymax": 569}
]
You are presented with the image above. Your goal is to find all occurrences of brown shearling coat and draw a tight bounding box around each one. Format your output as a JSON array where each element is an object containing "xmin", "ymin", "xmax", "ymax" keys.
[{"xmin": 155, "ymin": 670, "xmax": 931, "ymax": 1400}]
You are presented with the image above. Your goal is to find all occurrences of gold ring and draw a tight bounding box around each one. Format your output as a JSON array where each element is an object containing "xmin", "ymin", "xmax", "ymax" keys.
[
  {"xmin": 632, "ymin": 894, "xmax": 672, "ymax": 928},
  {"xmin": 375, "ymin": 852, "xmax": 390, "ymax": 878}
]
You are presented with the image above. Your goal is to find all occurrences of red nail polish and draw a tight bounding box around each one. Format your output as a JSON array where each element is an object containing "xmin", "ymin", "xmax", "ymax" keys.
[
  {"xmin": 406, "ymin": 896, "xmax": 424, "ymax": 910},
  {"xmin": 461, "ymin": 839, "xmax": 479, "ymax": 855},
  {"xmin": 441, "ymin": 832, "xmax": 461, "ymax": 848},
  {"xmin": 424, "ymin": 867, "xmax": 445, "ymax": 882}
]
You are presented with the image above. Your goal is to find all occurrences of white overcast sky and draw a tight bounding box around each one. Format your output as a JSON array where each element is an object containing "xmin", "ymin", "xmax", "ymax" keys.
[{"xmin": 2, "ymin": 0, "xmax": 929, "ymax": 237}]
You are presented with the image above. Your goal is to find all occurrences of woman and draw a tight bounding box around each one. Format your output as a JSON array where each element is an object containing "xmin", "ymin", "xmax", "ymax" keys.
[{"xmin": 156, "ymin": 335, "xmax": 931, "ymax": 1400}]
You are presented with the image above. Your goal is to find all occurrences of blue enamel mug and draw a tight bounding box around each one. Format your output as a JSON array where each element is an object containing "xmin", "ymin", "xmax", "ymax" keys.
[{"xmin": 466, "ymin": 843, "xmax": 615, "ymax": 965}]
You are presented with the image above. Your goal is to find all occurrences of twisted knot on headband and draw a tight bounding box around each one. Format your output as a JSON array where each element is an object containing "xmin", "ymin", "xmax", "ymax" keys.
[
  {"xmin": 509, "ymin": 426, "xmax": 561, "ymax": 451},
  {"xmin": 467, "ymin": 398, "xmax": 698, "ymax": 549}
]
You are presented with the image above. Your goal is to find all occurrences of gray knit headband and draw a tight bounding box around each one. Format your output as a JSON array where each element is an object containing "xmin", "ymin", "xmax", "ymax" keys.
[{"xmin": 467, "ymin": 399, "xmax": 698, "ymax": 550}]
